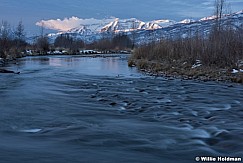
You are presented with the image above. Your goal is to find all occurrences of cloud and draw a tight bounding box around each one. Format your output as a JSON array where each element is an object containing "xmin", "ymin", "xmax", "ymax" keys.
[{"xmin": 36, "ymin": 17, "xmax": 83, "ymax": 31}]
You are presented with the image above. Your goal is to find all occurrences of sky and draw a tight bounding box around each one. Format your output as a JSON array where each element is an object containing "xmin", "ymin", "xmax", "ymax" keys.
[{"xmin": 0, "ymin": 0, "xmax": 242, "ymax": 36}]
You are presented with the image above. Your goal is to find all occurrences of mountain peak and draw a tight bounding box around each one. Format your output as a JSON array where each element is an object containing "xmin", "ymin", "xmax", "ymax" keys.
[
  {"xmin": 179, "ymin": 19, "xmax": 195, "ymax": 24},
  {"xmin": 101, "ymin": 18, "xmax": 144, "ymax": 33}
]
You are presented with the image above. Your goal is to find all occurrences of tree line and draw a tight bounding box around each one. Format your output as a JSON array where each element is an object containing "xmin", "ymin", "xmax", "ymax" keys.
[
  {"xmin": 0, "ymin": 20, "xmax": 133, "ymax": 61},
  {"xmin": 52, "ymin": 33, "xmax": 133, "ymax": 54}
]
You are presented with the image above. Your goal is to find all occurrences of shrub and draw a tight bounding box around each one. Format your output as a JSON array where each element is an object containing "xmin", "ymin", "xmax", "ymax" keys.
[{"xmin": 132, "ymin": 27, "xmax": 243, "ymax": 69}]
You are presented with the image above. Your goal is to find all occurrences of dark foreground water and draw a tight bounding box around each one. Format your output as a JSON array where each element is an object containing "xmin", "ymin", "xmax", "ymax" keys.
[{"xmin": 0, "ymin": 55, "xmax": 243, "ymax": 163}]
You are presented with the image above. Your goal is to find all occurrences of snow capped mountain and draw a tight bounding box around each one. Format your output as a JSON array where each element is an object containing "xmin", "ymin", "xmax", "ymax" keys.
[
  {"xmin": 46, "ymin": 10, "xmax": 243, "ymax": 44},
  {"xmin": 100, "ymin": 18, "xmax": 176, "ymax": 33},
  {"xmin": 135, "ymin": 10, "xmax": 243, "ymax": 44},
  {"xmin": 68, "ymin": 18, "xmax": 115, "ymax": 33},
  {"xmin": 149, "ymin": 19, "xmax": 176, "ymax": 28},
  {"xmin": 48, "ymin": 18, "xmax": 176, "ymax": 40},
  {"xmin": 101, "ymin": 18, "xmax": 142, "ymax": 32}
]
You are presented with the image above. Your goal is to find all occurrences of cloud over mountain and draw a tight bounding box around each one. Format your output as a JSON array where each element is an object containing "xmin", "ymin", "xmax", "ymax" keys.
[
  {"xmin": 36, "ymin": 17, "xmax": 83, "ymax": 31},
  {"xmin": 36, "ymin": 17, "xmax": 115, "ymax": 32}
]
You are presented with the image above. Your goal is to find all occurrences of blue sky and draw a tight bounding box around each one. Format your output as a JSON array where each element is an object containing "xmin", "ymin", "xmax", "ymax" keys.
[{"xmin": 0, "ymin": 0, "xmax": 242, "ymax": 35}]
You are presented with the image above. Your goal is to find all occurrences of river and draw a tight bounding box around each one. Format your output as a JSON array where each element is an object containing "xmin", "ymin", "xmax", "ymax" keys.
[{"xmin": 0, "ymin": 55, "xmax": 243, "ymax": 163}]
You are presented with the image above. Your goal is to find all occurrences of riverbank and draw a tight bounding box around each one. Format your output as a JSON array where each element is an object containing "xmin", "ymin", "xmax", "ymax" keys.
[
  {"xmin": 128, "ymin": 26, "xmax": 243, "ymax": 84},
  {"xmin": 128, "ymin": 59, "xmax": 243, "ymax": 84}
]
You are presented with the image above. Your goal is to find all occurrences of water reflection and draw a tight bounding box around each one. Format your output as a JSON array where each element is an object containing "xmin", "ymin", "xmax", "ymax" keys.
[
  {"xmin": 49, "ymin": 57, "xmax": 62, "ymax": 67},
  {"xmin": 17, "ymin": 55, "xmax": 140, "ymax": 77},
  {"xmin": 102, "ymin": 58, "xmax": 120, "ymax": 74}
]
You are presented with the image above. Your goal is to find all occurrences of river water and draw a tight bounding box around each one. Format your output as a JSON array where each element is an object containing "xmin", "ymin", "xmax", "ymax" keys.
[{"xmin": 0, "ymin": 55, "xmax": 243, "ymax": 163}]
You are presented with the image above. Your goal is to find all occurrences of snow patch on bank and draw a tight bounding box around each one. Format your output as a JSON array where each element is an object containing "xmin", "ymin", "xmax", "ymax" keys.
[
  {"xmin": 232, "ymin": 69, "xmax": 243, "ymax": 74},
  {"xmin": 192, "ymin": 60, "xmax": 202, "ymax": 69}
]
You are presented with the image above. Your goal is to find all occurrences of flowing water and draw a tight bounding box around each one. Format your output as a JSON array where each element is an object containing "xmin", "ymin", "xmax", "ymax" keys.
[{"xmin": 0, "ymin": 55, "xmax": 243, "ymax": 163}]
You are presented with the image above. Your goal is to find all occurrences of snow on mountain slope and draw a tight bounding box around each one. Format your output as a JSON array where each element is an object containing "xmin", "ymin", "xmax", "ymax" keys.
[
  {"xmin": 68, "ymin": 18, "xmax": 116, "ymax": 33},
  {"xmin": 179, "ymin": 19, "xmax": 195, "ymax": 24},
  {"xmin": 199, "ymin": 10, "xmax": 243, "ymax": 21},
  {"xmin": 150, "ymin": 19, "xmax": 176, "ymax": 28},
  {"xmin": 101, "ymin": 18, "xmax": 142, "ymax": 32},
  {"xmin": 101, "ymin": 18, "xmax": 176, "ymax": 32}
]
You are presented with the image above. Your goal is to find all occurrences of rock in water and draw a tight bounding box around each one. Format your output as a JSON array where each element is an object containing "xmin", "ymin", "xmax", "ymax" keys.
[{"xmin": 0, "ymin": 69, "xmax": 16, "ymax": 74}]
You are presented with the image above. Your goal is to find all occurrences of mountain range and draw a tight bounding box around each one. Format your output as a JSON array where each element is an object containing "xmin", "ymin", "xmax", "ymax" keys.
[
  {"xmin": 47, "ymin": 17, "xmax": 177, "ymax": 39},
  {"xmin": 47, "ymin": 10, "xmax": 243, "ymax": 44}
]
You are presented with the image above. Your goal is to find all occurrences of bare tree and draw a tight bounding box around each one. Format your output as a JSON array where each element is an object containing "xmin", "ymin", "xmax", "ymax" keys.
[
  {"xmin": 15, "ymin": 21, "xmax": 25, "ymax": 41},
  {"xmin": 14, "ymin": 21, "xmax": 27, "ymax": 56},
  {"xmin": 36, "ymin": 36, "xmax": 50, "ymax": 54},
  {"xmin": 214, "ymin": 0, "xmax": 225, "ymax": 31},
  {"xmin": 131, "ymin": 19, "xmax": 137, "ymax": 49},
  {"xmin": 0, "ymin": 21, "xmax": 12, "ymax": 59},
  {"xmin": 35, "ymin": 23, "xmax": 50, "ymax": 54},
  {"xmin": 112, "ymin": 34, "xmax": 132, "ymax": 50}
]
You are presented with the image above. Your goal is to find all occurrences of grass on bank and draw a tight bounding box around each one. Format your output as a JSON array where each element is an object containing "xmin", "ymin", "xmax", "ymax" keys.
[{"xmin": 129, "ymin": 27, "xmax": 243, "ymax": 83}]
